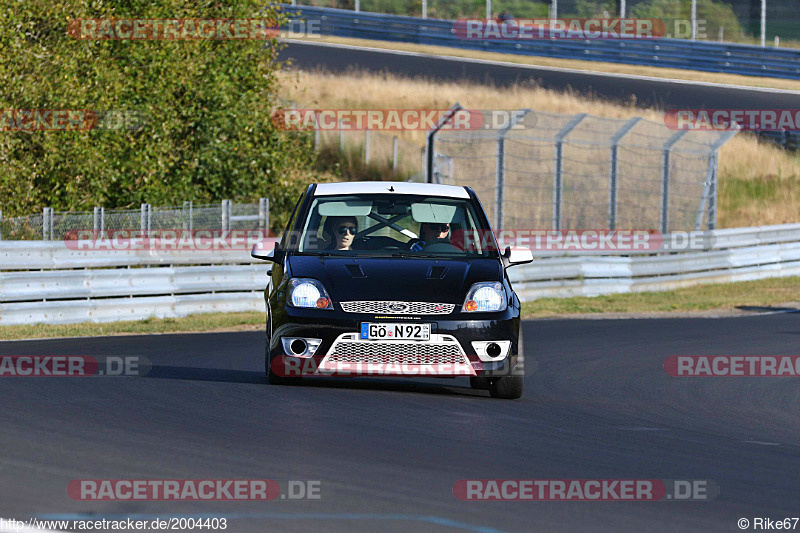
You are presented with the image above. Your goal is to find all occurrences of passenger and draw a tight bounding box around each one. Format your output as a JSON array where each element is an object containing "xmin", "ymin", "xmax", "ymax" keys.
[{"xmin": 324, "ymin": 216, "xmax": 358, "ymax": 251}]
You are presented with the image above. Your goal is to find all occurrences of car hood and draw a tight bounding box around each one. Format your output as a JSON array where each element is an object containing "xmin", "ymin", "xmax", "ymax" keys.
[{"xmin": 287, "ymin": 255, "xmax": 502, "ymax": 303}]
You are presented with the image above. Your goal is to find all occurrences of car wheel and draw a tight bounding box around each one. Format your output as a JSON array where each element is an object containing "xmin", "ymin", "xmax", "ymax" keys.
[
  {"xmin": 469, "ymin": 376, "xmax": 490, "ymax": 390},
  {"xmin": 489, "ymin": 328, "xmax": 524, "ymax": 399},
  {"xmin": 264, "ymin": 317, "xmax": 301, "ymax": 386}
]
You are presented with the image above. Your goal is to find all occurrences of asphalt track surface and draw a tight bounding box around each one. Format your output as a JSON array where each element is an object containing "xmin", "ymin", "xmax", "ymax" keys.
[
  {"xmin": 280, "ymin": 40, "xmax": 800, "ymax": 110},
  {"xmin": 2, "ymin": 312, "xmax": 800, "ymax": 532}
]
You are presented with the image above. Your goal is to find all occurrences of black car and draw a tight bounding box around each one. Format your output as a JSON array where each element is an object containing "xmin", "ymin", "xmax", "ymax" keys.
[{"xmin": 251, "ymin": 181, "xmax": 533, "ymax": 399}]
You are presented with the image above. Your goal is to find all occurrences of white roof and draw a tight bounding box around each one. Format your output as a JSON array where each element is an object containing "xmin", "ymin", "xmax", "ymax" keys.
[{"xmin": 314, "ymin": 181, "xmax": 470, "ymax": 199}]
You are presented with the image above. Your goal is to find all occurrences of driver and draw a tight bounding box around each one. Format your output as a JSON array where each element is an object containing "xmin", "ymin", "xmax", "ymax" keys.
[
  {"xmin": 411, "ymin": 222, "xmax": 450, "ymax": 251},
  {"xmin": 324, "ymin": 216, "xmax": 358, "ymax": 251}
]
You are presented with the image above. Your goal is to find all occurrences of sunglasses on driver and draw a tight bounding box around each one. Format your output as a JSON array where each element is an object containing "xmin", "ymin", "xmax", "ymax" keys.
[{"xmin": 337, "ymin": 226, "xmax": 357, "ymax": 235}]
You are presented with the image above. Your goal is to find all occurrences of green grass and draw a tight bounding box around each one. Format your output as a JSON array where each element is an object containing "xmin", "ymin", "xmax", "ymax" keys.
[
  {"xmin": 0, "ymin": 311, "xmax": 265, "ymax": 341},
  {"xmin": 522, "ymin": 275, "xmax": 800, "ymax": 317}
]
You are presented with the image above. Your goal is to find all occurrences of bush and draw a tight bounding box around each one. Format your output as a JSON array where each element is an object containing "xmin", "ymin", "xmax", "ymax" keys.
[{"xmin": 0, "ymin": 0, "xmax": 325, "ymax": 233}]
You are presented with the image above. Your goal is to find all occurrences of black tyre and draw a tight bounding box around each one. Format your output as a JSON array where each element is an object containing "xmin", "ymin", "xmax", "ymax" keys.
[{"xmin": 265, "ymin": 316, "xmax": 301, "ymax": 385}]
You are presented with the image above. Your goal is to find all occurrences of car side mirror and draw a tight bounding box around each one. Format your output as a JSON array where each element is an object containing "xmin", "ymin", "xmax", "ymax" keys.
[
  {"xmin": 503, "ymin": 246, "xmax": 533, "ymax": 267},
  {"xmin": 252, "ymin": 240, "xmax": 278, "ymax": 262}
]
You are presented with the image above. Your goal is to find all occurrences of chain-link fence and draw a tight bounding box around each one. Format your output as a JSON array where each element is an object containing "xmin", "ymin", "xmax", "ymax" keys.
[
  {"xmin": 427, "ymin": 108, "xmax": 738, "ymax": 232},
  {"xmin": 0, "ymin": 200, "xmax": 270, "ymax": 241}
]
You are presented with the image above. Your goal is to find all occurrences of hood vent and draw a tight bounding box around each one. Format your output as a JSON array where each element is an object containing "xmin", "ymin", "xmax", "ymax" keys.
[
  {"xmin": 427, "ymin": 266, "xmax": 448, "ymax": 279},
  {"xmin": 345, "ymin": 264, "xmax": 366, "ymax": 278}
]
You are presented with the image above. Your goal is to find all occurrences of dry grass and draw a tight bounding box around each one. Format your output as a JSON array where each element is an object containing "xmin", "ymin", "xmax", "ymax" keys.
[
  {"xmin": 284, "ymin": 35, "xmax": 800, "ymax": 92},
  {"xmin": 279, "ymin": 69, "xmax": 800, "ymax": 227}
]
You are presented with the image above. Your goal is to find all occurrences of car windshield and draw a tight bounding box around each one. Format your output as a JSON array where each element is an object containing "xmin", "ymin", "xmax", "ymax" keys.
[{"xmin": 295, "ymin": 193, "xmax": 497, "ymax": 258}]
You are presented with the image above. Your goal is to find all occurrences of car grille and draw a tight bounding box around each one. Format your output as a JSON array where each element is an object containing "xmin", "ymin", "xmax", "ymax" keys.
[
  {"xmin": 329, "ymin": 342, "xmax": 464, "ymax": 365},
  {"xmin": 339, "ymin": 301, "xmax": 455, "ymax": 314}
]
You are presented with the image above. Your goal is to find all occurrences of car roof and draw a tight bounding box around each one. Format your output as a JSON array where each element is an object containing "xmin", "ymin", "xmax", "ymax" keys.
[{"xmin": 314, "ymin": 181, "xmax": 470, "ymax": 199}]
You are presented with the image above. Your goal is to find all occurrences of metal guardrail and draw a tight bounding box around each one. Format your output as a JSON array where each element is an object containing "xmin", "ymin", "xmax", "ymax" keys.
[
  {"xmin": 1, "ymin": 225, "xmax": 799, "ymax": 325},
  {"xmin": 282, "ymin": 5, "xmax": 800, "ymax": 80},
  {"xmin": 508, "ymin": 223, "xmax": 800, "ymax": 299},
  {"xmin": 0, "ymin": 238, "xmax": 278, "ymax": 325}
]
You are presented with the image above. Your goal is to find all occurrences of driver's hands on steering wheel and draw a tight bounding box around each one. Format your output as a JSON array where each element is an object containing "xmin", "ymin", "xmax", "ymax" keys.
[{"xmin": 408, "ymin": 238, "xmax": 425, "ymax": 251}]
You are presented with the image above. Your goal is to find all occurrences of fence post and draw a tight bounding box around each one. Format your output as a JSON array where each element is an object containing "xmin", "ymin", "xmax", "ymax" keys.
[
  {"xmin": 0, "ymin": 209, "xmax": 3, "ymax": 240},
  {"xmin": 314, "ymin": 126, "xmax": 320, "ymax": 150},
  {"xmin": 259, "ymin": 197, "xmax": 270, "ymax": 235},
  {"xmin": 700, "ymin": 128, "xmax": 739, "ymax": 230},
  {"xmin": 422, "ymin": 0, "xmax": 427, "ymax": 18},
  {"xmin": 140, "ymin": 203, "xmax": 151, "ymax": 234},
  {"xmin": 608, "ymin": 117, "xmax": 641, "ymax": 230},
  {"xmin": 93, "ymin": 206, "xmax": 105, "ymax": 235},
  {"xmin": 660, "ymin": 130, "xmax": 688, "ymax": 235},
  {"xmin": 365, "ymin": 128, "xmax": 370, "ymax": 164},
  {"xmin": 43, "ymin": 207, "xmax": 53, "ymax": 241},
  {"xmin": 392, "ymin": 136, "xmax": 399, "ymax": 172},
  {"xmin": 339, "ymin": 122, "xmax": 345, "ymax": 152},
  {"xmin": 182, "ymin": 201, "xmax": 193, "ymax": 231},
  {"xmin": 553, "ymin": 114, "xmax": 587, "ymax": 231},
  {"xmin": 426, "ymin": 103, "xmax": 463, "ymax": 183},
  {"xmin": 221, "ymin": 199, "xmax": 231, "ymax": 231},
  {"xmin": 495, "ymin": 109, "xmax": 531, "ymax": 230}
]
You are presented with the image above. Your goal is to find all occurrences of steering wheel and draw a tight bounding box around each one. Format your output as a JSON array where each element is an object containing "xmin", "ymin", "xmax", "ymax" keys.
[{"xmin": 406, "ymin": 238, "xmax": 423, "ymax": 250}]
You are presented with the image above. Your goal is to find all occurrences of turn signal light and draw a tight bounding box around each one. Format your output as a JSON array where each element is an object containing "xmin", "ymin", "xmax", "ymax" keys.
[
  {"xmin": 464, "ymin": 300, "xmax": 478, "ymax": 312},
  {"xmin": 316, "ymin": 297, "xmax": 330, "ymax": 309}
]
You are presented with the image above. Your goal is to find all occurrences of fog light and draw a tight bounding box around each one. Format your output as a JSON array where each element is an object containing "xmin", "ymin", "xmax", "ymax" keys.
[
  {"xmin": 290, "ymin": 339, "xmax": 307, "ymax": 355},
  {"xmin": 486, "ymin": 342, "xmax": 502, "ymax": 357}
]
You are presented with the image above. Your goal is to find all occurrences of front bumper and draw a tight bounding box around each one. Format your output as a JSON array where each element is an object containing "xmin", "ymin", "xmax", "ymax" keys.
[{"xmin": 268, "ymin": 305, "xmax": 522, "ymax": 378}]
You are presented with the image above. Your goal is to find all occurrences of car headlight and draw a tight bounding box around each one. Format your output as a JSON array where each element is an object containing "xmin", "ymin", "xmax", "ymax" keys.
[
  {"xmin": 463, "ymin": 282, "xmax": 507, "ymax": 312},
  {"xmin": 287, "ymin": 278, "xmax": 333, "ymax": 309}
]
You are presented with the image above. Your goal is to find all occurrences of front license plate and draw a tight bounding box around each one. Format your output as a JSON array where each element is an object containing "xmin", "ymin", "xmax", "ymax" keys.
[{"xmin": 360, "ymin": 323, "xmax": 431, "ymax": 341}]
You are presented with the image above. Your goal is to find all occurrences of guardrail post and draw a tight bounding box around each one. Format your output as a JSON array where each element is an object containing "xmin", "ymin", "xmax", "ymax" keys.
[
  {"xmin": 365, "ymin": 128, "xmax": 370, "ymax": 164},
  {"xmin": 339, "ymin": 122, "xmax": 345, "ymax": 153},
  {"xmin": 43, "ymin": 207, "xmax": 53, "ymax": 241},
  {"xmin": 314, "ymin": 126, "xmax": 320, "ymax": 150},
  {"xmin": 392, "ymin": 136, "xmax": 399, "ymax": 172},
  {"xmin": 608, "ymin": 117, "xmax": 641, "ymax": 230},
  {"xmin": 0, "ymin": 209, "xmax": 3, "ymax": 240},
  {"xmin": 495, "ymin": 109, "xmax": 531, "ymax": 230},
  {"xmin": 422, "ymin": 0, "xmax": 427, "ymax": 18},
  {"xmin": 660, "ymin": 130, "xmax": 688, "ymax": 235},
  {"xmin": 426, "ymin": 103, "xmax": 463, "ymax": 183},
  {"xmin": 553, "ymin": 113, "xmax": 586, "ymax": 231}
]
